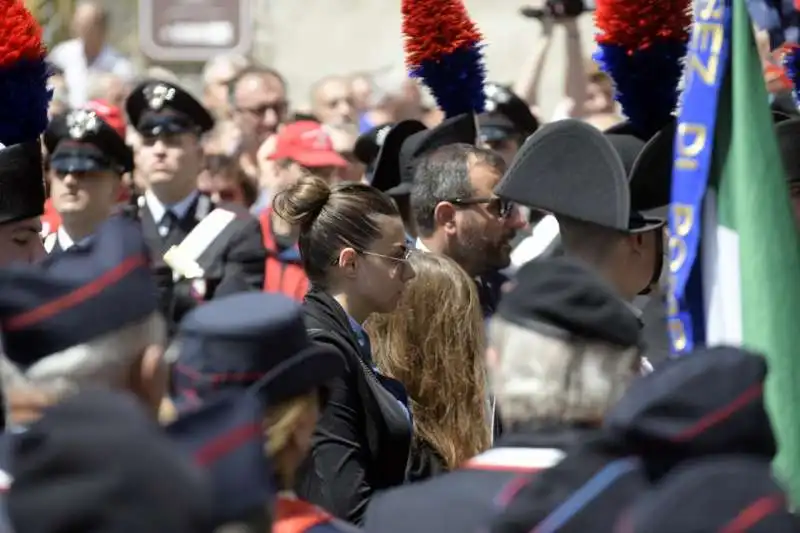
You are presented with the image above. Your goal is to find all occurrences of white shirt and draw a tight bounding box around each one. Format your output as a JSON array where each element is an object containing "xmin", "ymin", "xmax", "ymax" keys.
[
  {"xmin": 48, "ymin": 39, "xmax": 135, "ymax": 108},
  {"xmin": 414, "ymin": 238, "xmax": 430, "ymax": 252},
  {"xmin": 145, "ymin": 189, "xmax": 200, "ymax": 236},
  {"xmin": 508, "ymin": 215, "xmax": 561, "ymax": 273}
]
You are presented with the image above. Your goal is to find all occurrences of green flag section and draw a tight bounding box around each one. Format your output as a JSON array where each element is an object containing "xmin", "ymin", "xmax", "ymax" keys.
[{"xmin": 704, "ymin": 0, "xmax": 800, "ymax": 505}]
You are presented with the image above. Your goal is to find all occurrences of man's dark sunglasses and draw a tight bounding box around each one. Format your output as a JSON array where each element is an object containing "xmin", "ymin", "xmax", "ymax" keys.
[{"xmin": 444, "ymin": 197, "xmax": 516, "ymax": 218}]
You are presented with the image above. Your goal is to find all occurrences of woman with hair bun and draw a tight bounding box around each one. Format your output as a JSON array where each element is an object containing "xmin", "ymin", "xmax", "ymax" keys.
[{"xmin": 273, "ymin": 175, "xmax": 416, "ymax": 525}]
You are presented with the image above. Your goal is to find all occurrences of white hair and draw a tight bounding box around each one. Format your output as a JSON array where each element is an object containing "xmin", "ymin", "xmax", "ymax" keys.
[
  {"xmin": 202, "ymin": 54, "xmax": 251, "ymax": 86},
  {"xmin": 488, "ymin": 316, "xmax": 640, "ymax": 428},
  {"xmin": 1, "ymin": 313, "xmax": 166, "ymax": 401}
]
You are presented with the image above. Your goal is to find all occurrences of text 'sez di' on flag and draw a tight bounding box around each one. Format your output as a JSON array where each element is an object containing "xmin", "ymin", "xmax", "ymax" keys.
[{"xmin": 668, "ymin": 0, "xmax": 800, "ymax": 505}]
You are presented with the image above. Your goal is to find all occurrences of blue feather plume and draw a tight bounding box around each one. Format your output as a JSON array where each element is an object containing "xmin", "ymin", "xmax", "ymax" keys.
[
  {"xmin": 594, "ymin": 41, "xmax": 688, "ymax": 138},
  {"xmin": 0, "ymin": 58, "xmax": 51, "ymax": 147},
  {"xmin": 410, "ymin": 44, "xmax": 487, "ymax": 118}
]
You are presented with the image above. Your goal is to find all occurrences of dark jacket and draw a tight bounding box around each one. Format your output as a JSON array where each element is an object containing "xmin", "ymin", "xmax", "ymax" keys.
[
  {"xmin": 406, "ymin": 439, "xmax": 448, "ymax": 483},
  {"xmin": 297, "ymin": 289, "xmax": 412, "ymax": 525},
  {"xmin": 136, "ymin": 193, "xmax": 266, "ymax": 332},
  {"xmin": 363, "ymin": 425, "xmax": 599, "ymax": 533}
]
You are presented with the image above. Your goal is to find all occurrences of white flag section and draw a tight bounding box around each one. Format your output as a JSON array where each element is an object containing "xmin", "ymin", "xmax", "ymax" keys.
[{"xmin": 701, "ymin": 188, "xmax": 743, "ymax": 346}]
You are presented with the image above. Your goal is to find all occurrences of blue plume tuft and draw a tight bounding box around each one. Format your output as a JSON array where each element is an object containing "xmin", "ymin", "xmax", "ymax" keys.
[
  {"xmin": 784, "ymin": 46, "xmax": 800, "ymax": 106},
  {"xmin": 594, "ymin": 40, "xmax": 687, "ymax": 138},
  {"xmin": 0, "ymin": 58, "xmax": 51, "ymax": 147},
  {"xmin": 410, "ymin": 44, "xmax": 486, "ymax": 118}
]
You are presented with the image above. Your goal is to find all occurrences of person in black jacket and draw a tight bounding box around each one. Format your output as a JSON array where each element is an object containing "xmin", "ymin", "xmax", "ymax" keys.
[{"xmin": 272, "ymin": 174, "xmax": 417, "ymax": 524}]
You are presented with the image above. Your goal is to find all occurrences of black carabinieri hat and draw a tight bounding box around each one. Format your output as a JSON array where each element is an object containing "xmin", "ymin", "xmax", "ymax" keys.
[
  {"xmin": 497, "ymin": 119, "xmax": 669, "ymax": 233},
  {"xmin": 479, "ymin": 82, "xmax": 539, "ymax": 143},
  {"xmin": 45, "ymin": 108, "xmax": 134, "ymax": 175},
  {"xmin": 171, "ymin": 292, "xmax": 345, "ymax": 410},
  {"xmin": 0, "ymin": 141, "xmax": 46, "ymax": 225},
  {"xmin": 371, "ymin": 113, "xmax": 476, "ymax": 196},
  {"xmin": 126, "ymin": 79, "xmax": 215, "ymax": 137},
  {"xmin": 354, "ymin": 123, "xmax": 392, "ymax": 167}
]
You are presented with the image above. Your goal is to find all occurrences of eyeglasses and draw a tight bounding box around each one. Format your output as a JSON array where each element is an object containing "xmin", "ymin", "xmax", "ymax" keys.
[
  {"xmin": 445, "ymin": 197, "xmax": 517, "ymax": 218},
  {"xmin": 359, "ymin": 247, "xmax": 414, "ymax": 274},
  {"xmin": 236, "ymin": 101, "xmax": 288, "ymax": 119}
]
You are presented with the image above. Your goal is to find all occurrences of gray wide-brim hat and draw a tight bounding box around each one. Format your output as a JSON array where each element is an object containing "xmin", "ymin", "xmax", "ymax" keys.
[{"xmin": 496, "ymin": 119, "xmax": 675, "ymax": 233}]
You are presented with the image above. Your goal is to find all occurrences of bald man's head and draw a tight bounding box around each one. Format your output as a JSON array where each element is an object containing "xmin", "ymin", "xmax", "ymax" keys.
[
  {"xmin": 232, "ymin": 67, "xmax": 289, "ymax": 147},
  {"xmin": 311, "ymin": 76, "xmax": 356, "ymax": 127}
]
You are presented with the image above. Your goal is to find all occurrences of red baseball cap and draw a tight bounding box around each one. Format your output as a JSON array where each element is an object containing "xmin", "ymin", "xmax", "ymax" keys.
[
  {"xmin": 86, "ymin": 99, "xmax": 127, "ymax": 139},
  {"xmin": 268, "ymin": 121, "xmax": 347, "ymax": 168}
]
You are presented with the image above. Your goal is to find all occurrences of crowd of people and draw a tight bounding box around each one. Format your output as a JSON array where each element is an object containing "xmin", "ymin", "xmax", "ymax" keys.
[{"xmin": 0, "ymin": 0, "xmax": 800, "ymax": 531}]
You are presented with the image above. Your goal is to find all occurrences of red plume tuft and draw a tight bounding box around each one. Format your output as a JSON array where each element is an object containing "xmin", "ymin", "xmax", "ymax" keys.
[
  {"xmin": 402, "ymin": 0, "xmax": 483, "ymax": 66},
  {"xmin": 0, "ymin": 0, "xmax": 45, "ymax": 67},
  {"xmin": 594, "ymin": 0, "xmax": 691, "ymax": 51}
]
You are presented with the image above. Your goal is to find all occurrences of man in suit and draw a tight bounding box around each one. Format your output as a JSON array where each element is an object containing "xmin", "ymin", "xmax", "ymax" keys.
[
  {"xmin": 43, "ymin": 107, "xmax": 134, "ymax": 254},
  {"xmin": 125, "ymin": 79, "xmax": 266, "ymax": 332}
]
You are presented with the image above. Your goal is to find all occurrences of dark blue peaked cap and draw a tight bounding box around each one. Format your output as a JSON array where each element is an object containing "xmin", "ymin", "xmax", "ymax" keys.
[
  {"xmin": 0, "ymin": 215, "xmax": 158, "ymax": 366},
  {"xmin": 166, "ymin": 391, "xmax": 275, "ymax": 527},
  {"xmin": 624, "ymin": 457, "xmax": 797, "ymax": 533},
  {"xmin": 172, "ymin": 292, "xmax": 344, "ymax": 410}
]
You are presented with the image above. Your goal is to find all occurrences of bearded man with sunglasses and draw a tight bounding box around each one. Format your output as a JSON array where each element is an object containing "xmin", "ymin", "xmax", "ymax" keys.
[{"xmin": 412, "ymin": 143, "xmax": 526, "ymax": 318}]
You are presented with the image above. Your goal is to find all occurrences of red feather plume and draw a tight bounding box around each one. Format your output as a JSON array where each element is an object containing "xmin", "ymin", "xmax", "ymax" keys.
[
  {"xmin": 595, "ymin": 0, "xmax": 691, "ymax": 51},
  {"xmin": 402, "ymin": 0, "xmax": 483, "ymax": 66},
  {"xmin": 0, "ymin": 0, "xmax": 45, "ymax": 67}
]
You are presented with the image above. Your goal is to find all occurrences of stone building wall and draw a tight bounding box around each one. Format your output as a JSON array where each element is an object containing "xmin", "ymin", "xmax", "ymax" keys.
[{"xmin": 99, "ymin": 0, "xmax": 598, "ymax": 118}]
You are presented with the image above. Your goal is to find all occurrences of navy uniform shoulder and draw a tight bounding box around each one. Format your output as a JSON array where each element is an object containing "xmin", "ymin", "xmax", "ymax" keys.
[{"xmin": 365, "ymin": 468, "xmax": 521, "ymax": 533}]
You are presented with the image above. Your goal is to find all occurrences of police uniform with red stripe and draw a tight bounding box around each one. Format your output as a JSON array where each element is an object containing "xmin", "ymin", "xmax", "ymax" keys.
[
  {"xmin": 0, "ymin": 215, "xmax": 164, "ymax": 530},
  {"xmin": 169, "ymin": 292, "xmax": 355, "ymax": 533},
  {"xmin": 125, "ymin": 80, "xmax": 266, "ymax": 333},
  {"xmin": 489, "ymin": 346, "xmax": 777, "ymax": 533}
]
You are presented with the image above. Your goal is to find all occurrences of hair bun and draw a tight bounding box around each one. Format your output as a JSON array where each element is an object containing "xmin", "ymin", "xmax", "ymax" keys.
[{"xmin": 272, "ymin": 175, "xmax": 331, "ymax": 228}]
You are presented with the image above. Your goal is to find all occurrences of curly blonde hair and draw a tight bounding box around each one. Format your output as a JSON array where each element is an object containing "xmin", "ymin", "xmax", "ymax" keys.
[{"xmin": 365, "ymin": 252, "xmax": 491, "ymax": 469}]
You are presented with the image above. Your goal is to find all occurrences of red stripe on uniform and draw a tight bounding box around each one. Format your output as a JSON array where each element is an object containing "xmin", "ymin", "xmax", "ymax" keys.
[{"xmin": 4, "ymin": 255, "xmax": 148, "ymax": 331}]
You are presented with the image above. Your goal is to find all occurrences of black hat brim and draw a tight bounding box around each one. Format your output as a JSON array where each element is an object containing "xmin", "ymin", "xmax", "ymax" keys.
[
  {"xmin": 371, "ymin": 121, "xmax": 427, "ymax": 193},
  {"xmin": 627, "ymin": 120, "xmax": 676, "ymax": 211}
]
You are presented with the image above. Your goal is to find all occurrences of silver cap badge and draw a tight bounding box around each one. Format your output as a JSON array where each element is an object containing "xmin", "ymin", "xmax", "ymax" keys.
[
  {"xmin": 67, "ymin": 109, "xmax": 100, "ymax": 139},
  {"xmin": 144, "ymin": 83, "xmax": 176, "ymax": 111}
]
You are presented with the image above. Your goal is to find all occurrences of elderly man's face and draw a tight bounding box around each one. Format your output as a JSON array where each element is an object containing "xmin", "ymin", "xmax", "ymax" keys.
[
  {"xmin": 312, "ymin": 79, "xmax": 356, "ymax": 127},
  {"xmin": 233, "ymin": 73, "xmax": 288, "ymax": 149},
  {"xmin": 0, "ymin": 218, "xmax": 45, "ymax": 266}
]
